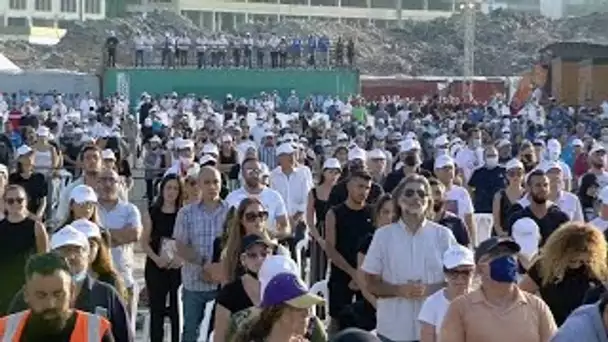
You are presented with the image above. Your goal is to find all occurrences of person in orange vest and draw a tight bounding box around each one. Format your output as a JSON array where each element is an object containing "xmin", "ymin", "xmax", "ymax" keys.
[{"xmin": 0, "ymin": 252, "xmax": 114, "ymax": 341}]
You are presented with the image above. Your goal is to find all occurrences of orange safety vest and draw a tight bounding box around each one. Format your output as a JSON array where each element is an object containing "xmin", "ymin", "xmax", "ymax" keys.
[{"xmin": 0, "ymin": 309, "xmax": 111, "ymax": 342}]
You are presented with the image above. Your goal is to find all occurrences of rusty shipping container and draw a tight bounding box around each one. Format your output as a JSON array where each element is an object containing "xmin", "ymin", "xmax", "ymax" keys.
[
  {"xmin": 551, "ymin": 57, "xmax": 580, "ymax": 105},
  {"xmin": 448, "ymin": 79, "xmax": 507, "ymax": 102},
  {"xmin": 578, "ymin": 58, "xmax": 608, "ymax": 106},
  {"xmin": 361, "ymin": 76, "xmax": 440, "ymax": 100}
]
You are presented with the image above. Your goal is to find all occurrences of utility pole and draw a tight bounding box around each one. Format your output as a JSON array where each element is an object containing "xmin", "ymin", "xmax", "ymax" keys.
[{"xmin": 459, "ymin": 1, "xmax": 477, "ymax": 101}]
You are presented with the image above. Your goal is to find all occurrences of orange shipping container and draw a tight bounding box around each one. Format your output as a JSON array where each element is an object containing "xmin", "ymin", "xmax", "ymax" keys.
[
  {"xmin": 578, "ymin": 58, "xmax": 608, "ymax": 106},
  {"xmin": 551, "ymin": 57, "xmax": 580, "ymax": 105}
]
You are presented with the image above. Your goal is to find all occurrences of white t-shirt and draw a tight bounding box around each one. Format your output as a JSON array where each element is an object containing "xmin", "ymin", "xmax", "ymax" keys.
[
  {"xmin": 589, "ymin": 217, "xmax": 608, "ymax": 232},
  {"xmin": 418, "ymin": 288, "xmax": 450, "ymax": 336},
  {"xmin": 225, "ymin": 187, "xmax": 287, "ymax": 233},
  {"xmin": 455, "ymin": 146, "xmax": 484, "ymax": 183},
  {"xmin": 444, "ymin": 185, "xmax": 474, "ymax": 220}
]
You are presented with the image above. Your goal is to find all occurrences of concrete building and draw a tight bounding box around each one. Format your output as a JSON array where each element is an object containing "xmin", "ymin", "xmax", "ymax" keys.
[
  {"xmin": 125, "ymin": 0, "xmax": 454, "ymax": 31},
  {"xmin": 1, "ymin": 0, "xmax": 105, "ymax": 28}
]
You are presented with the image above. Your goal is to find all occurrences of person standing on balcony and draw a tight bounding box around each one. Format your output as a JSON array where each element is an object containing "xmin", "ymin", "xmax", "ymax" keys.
[
  {"xmin": 177, "ymin": 33, "xmax": 191, "ymax": 66},
  {"xmin": 291, "ymin": 36, "xmax": 302, "ymax": 67},
  {"xmin": 133, "ymin": 31, "xmax": 145, "ymax": 67},
  {"xmin": 269, "ymin": 33, "xmax": 280, "ymax": 69},
  {"xmin": 243, "ymin": 33, "xmax": 253, "ymax": 68},
  {"xmin": 161, "ymin": 32, "xmax": 176, "ymax": 68},
  {"xmin": 196, "ymin": 35, "xmax": 207, "ymax": 69},
  {"xmin": 256, "ymin": 34, "xmax": 266, "ymax": 68},
  {"xmin": 307, "ymin": 34, "xmax": 317, "ymax": 67},
  {"xmin": 105, "ymin": 31, "xmax": 119, "ymax": 67}
]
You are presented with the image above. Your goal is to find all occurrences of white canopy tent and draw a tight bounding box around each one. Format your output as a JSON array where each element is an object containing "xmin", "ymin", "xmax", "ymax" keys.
[{"xmin": 0, "ymin": 54, "xmax": 22, "ymax": 73}]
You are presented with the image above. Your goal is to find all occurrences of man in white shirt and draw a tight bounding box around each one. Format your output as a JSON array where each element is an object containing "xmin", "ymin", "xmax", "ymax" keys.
[
  {"xmin": 542, "ymin": 161, "xmax": 584, "ymax": 221},
  {"xmin": 177, "ymin": 33, "xmax": 191, "ymax": 66},
  {"xmin": 225, "ymin": 157, "xmax": 290, "ymax": 237},
  {"xmin": 434, "ymin": 155, "xmax": 477, "ymax": 244},
  {"xmin": 269, "ymin": 143, "xmax": 313, "ymax": 253},
  {"xmin": 590, "ymin": 186, "xmax": 608, "ymax": 231},
  {"xmin": 455, "ymin": 125, "xmax": 484, "ymax": 184},
  {"xmin": 195, "ymin": 35, "xmax": 207, "ymax": 69},
  {"xmin": 545, "ymin": 138, "xmax": 572, "ymax": 190},
  {"xmin": 362, "ymin": 174, "xmax": 456, "ymax": 341},
  {"xmin": 133, "ymin": 31, "xmax": 145, "ymax": 66},
  {"xmin": 585, "ymin": 145, "xmax": 608, "ymax": 188}
]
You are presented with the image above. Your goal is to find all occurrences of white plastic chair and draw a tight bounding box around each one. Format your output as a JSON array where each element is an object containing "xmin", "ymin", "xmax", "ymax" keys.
[
  {"xmin": 474, "ymin": 213, "xmax": 494, "ymax": 246},
  {"xmin": 295, "ymin": 237, "xmax": 310, "ymax": 276},
  {"xmin": 198, "ymin": 299, "xmax": 216, "ymax": 342},
  {"xmin": 309, "ymin": 280, "xmax": 329, "ymax": 326}
]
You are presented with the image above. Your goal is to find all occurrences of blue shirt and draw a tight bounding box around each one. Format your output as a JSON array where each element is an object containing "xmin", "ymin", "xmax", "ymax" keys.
[
  {"xmin": 308, "ymin": 36, "xmax": 316, "ymax": 49},
  {"xmin": 468, "ymin": 166, "xmax": 507, "ymax": 213}
]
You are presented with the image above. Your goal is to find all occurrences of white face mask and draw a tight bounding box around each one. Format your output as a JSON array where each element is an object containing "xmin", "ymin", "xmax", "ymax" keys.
[
  {"xmin": 485, "ymin": 156, "xmax": 499, "ymax": 168},
  {"xmin": 548, "ymin": 150, "xmax": 560, "ymax": 161}
]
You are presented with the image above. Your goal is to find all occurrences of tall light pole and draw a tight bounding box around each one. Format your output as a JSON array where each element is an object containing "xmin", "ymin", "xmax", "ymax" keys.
[{"xmin": 459, "ymin": 1, "xmax": 477, "ymax": 100}]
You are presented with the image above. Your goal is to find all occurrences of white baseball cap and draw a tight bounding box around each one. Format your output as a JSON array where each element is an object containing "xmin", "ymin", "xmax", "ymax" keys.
[
  {"xmin": 505, "ymin": 158, "xmax": 524, "ymax": 171},
  {"xmin": 322, "ymin": 158, "xmax": 341, "ymax": 170},
  {"xmin": 511, "ymin": 217, "xmax": 541, "ymax": 258},
  {"xmin": 202, "ymin": 143, "xmax": 219, "ymax": 155},
  {"xmin": 70, "ymin": 219, "xmax": 101, "ymax": 239},
  {"xmin": 368, "ymin": 149, "xmax": 386, "ymax": 160},
  {"xmin": 434, "ymin": 155, "xmax": 455, "ymax": 169},
  {"xmin": 51, "ymin": 225, "xmax": 89, "ymax": 251},
  {"xmin": 348, "ymin": 147, "xmax": 367, "ymax": 161},
  {"xmin": 259, "ymin": 255, "xmax": 299, "ymax": 301},
  {"xmin": 276, "ymin": 143, "xmax": 295, "ymax": 156},
  {"xmin": 400, "ymin": 139, "xmax": 421, "ymax": 153},
  {"xmin": 16, "ymin": 145, "xmax": 33, "ymax": 158},
  {"xmin": 199, "ymin": 155, "xmax": 217, "ymax": 166},
  {"xmin": 69, "ymin": 185, "xmax": 98, "ymax": 204},
  {"xmin": 101, "ymin": 149, "xmax": 116, "ymax": 161},
  {"xmin": 443, "ymin": 245, "xmax": 475, "ymax": 269}
]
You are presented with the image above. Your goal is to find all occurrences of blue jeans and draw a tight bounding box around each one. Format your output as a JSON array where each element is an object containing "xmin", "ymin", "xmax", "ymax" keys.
[
  {"xmin": 378, "ymin": 335, "xmax": 419, "ymax": 342},
  {"xmin": 181, "ymin": 289, "xmax": 217, "ymax": 342}
]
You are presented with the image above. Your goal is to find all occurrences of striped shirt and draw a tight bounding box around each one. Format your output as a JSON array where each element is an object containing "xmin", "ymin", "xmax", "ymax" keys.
[
  {"xmin": 258, "ymin": 146, "xmax": 277, "ymax": 170},
  {"xmin": 173, "ymin": 200, "xmax": 231, "ymax": 291}
]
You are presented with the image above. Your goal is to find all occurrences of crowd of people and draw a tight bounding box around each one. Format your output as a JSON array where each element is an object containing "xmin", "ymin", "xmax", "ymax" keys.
[
  {"xmin": 104, "ymin": 31, "xmax": 356, "ymax": 69},
  {"xmin": 1, "ymin": 87, "xmax": 608, "ymax": 342}
]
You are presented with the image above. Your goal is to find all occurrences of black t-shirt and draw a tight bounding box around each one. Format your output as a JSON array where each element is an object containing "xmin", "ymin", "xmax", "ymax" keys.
[
  {"xmin": 327, "ymin": 179, "xmax": 384, "ymax": 210},
  {"xmin": 383, "ymin": 167, "xmax": 433, "ymax": 194},
  {"xmin": 468, "ymin": 166, "xmax": 507, "ymax": 213},
  {"xmin": 357, "ymin": 233, "xmax": 374, "ymax": 256},
  {"xmin": 216, "ymin": 278, "xmax": 254, "ymax": 314},
  {"xmin": 9, "ymin": 172, "xmax": 48, "ymax": 214},
  {"xmin": 527, "ymin": 261, "xmax": 602, "ymax": 326},
  {"xmin": 21, "ymin": 311, "xmax": 114, "ymax": 342},
  {"xmin": 438, "ymin": 211, "xmax": 470, "ymax": 246},
  {"xmin": 506, "ymin": 204, "xmax": 570, "ymax": 245}
]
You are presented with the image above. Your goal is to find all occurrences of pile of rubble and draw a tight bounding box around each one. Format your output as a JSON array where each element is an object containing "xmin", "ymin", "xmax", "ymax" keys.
[{"xmin": 2, "ymin": 9, "xmax": 608, "ymax": 75}]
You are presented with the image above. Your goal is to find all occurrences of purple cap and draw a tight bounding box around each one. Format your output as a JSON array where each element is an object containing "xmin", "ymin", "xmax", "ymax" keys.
[{"xmin": 260, "ymin": 272, "xmax": 324, "ymax": 309}]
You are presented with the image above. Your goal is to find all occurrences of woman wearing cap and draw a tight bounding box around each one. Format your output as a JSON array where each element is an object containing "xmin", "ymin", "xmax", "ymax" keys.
[
  {"xmin": 214, "ymin": 234, "xmax": 272, "ymax": 342},
  {"xmin": 223, "ymin": 198, "xmax": 290, "ymax": 284},
  {"xmin": 61, "ymin": 184, "xmax": 126, "ymax": 297},
  {"xmin": 0, "ymin": 184, "xmax": 48, "ymax": 314},
  {"xmin": 307, "ymin": 158, "xmax": 342, "ymax": 284},
  {"xmin": 492, "ymin": 158, "xmax": 525, "ymax": 236},
  {"xmin": 577, "ymin": 173, "xmax": 600, "ymax": 221},
  {"xmin": 141, "ymin": 174, "xmax": 184, "ymax": 342},
  {"xmin": 418, "ymin": 245, "xmax": 475, "ymax": 342},
  {"xmin": 9, "ymin": 144, "xmax": 48, "ymax": 219},
  {"xmin": 519, "ymin": 222, "xmax": 608, "ymax": 326},
  {"xmin": 232, "ymin": 272, "xmax": 325, "ymax": 342},
  {"xmin": 32, "ymin": 126, "xmax": 60, "ymax": 177}
]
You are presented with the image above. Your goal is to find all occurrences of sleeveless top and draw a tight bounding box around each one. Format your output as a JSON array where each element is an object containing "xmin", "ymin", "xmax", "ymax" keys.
[
  {"xmin": 311, "ymin": 188, "xmax": 328, "ymax": 230},
  {"xmin": 0, "ymin": 217, "xmax": 37, "ymax": 314},
  {"xmin": 499, "ymin": 189, "xmax": 522, "ymax": 231},
  {"xmin": 147, "ymin": 206, "xmax": 177, "ymax": 258},
  {"xmin": 330, "ymin": 203, "xmax": 374, "ymax": 281}
]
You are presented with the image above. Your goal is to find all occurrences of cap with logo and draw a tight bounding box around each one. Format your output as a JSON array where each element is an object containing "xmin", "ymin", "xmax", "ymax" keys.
[
  {"xmin": 260, "ymin": 272, "xmax": 324, "ymax": 309},
  {"xmin": 51, "ymin": 225, "xmax": 89, "ymax": 251},
  {"xmin": 434, "ymin": 155, "xmax": 455, "ymax": 169},
  {"xmin": 241, "ymin": 234, "xmax": 273, "ymax": 253},
  {"xmin": 511, "ymin": 217, "xmax": 540, "ymax": 258},
  {"xmin": 259, "ymin": 255, "xmax": 299, "ymax": 301},
  {"xmin": 69, "ymin": 185, "xmax": 98, "ymax": 204},
  {"xmin": 443, "ymin": 245, "xmax": 475, "ymax": 270}
]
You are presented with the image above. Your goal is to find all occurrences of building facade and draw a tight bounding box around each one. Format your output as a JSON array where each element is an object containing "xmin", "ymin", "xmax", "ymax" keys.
[
  {"xmin": 125, "ymin": 0, "xmax": 454, "ymax": 31},
  {"xmin": 1, "ymin": 0, "xmax": 105, "ymax": 28}
]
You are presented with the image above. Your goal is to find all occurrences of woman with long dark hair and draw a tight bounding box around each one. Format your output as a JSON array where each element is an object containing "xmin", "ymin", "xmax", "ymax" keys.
[
  {"xmin": 9, "ymin": 145, "xmax": 48, "ymax": 219},
  {"xmin": 578, "ymin": 173, "xmax": 600, "ymax": 221},
  {"xmin": 141, "ymin": 174, "xmax": 184, "ymax": 342},
  {"xmin": 306, "ymin": 158, "xmax": 341, "ymax": 284},
  {"xmin": 62, "ymin": 184, "xmax": 125, "ymax": 297}
]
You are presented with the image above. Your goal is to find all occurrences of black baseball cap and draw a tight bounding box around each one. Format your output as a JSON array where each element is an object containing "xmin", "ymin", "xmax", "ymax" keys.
[
  {"xmin": 241, "ymin": 234, "xmax": 273, "ymax": 253},
  {"xmin": 474, "ymin": 236, "xmax": 521, "ymax": 263},
  {"xmin": 330, "ymin": 328, "xmax": 381, "ymax": 342}
]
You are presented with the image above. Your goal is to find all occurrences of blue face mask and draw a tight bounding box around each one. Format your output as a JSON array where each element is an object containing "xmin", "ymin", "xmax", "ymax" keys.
[
  {"xmin": 72, "ymin": 270, "xmax": 87, "ymax": 284},
  {"xmin": 489, "ymin": 255, "xmax": 518, "ymax": 283}
]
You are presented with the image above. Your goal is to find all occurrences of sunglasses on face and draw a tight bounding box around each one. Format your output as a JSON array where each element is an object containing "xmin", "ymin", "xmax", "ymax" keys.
[
  {"xmin": 446, "ymin": 269, "xmax": 473, "ymax": 278},
  {"xmin": 245, "ymin": 250, "xmax": 270, "ymax": 259},
  {"xmin": 244, "ymin": 211, "xmax": 269, "ymax": 222},
  {"xmin": 402, "ymin": 189, "xmax": 428, "ymax": 198},
  {"xmin": 6, "ymin": 197, "xmax": 24, "ymax": 205}
]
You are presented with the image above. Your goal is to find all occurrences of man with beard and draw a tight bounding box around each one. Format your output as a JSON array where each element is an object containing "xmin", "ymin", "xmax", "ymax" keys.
[
  {"xmin": 0, "ymin": 252, "xmax": 113, "ymax": 341},
  {"xmin": 506, "ymin": 169, "xmax": 569, "ymax": 246},
  {"xmin": 326, "ymin": 147, "xmax": 383, "ymax": 208}
]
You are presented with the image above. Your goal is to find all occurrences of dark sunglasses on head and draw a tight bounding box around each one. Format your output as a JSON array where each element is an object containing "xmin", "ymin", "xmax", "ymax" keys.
[
  {"xmin": 6, "ymin": 197, "xmax": 25, "ymax": 205},
  {"xmin": 244, "ymin": 211, "xmax": 269, "ymax": 222},
  {"xmin": 402, "ymin": 189, "xmax": 428, "ymax": 198}
]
